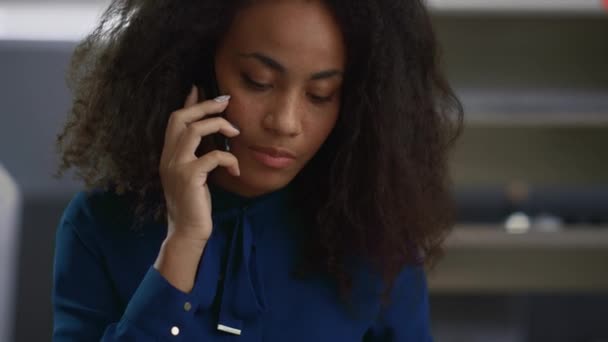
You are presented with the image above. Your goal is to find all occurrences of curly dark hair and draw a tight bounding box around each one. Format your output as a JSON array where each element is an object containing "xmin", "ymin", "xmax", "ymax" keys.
[{"xmin": 54, "ymin": 0, "xmax": 463, "ymax": 302}]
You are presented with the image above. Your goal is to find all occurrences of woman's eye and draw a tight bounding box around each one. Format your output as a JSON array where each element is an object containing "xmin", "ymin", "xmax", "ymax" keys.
[
  {"xmin": 242, "ymin": 73, "xmax": 270, "ymax": 90},
  {"xmin": 309, "ymin": 94, "xmax": 333, "ymax": 103}
]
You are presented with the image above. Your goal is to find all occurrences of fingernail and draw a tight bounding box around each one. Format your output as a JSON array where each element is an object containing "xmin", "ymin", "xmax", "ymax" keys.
[
  {"xmin": 230, "ymin": 122, "xmax": 240, "ymax": 131},
  {"xmin": 213, "ymin": 95, "xmax": 231, "ymax": 102}
]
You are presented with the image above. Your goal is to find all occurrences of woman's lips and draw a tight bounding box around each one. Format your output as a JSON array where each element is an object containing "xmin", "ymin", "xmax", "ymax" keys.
[{"xmin": 249, "ymin": 147, "xmax": 296, "ymax": 169}]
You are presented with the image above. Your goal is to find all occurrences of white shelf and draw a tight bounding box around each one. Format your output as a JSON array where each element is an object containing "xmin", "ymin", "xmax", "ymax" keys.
[
  {"xmin": 427, "ymin": 0, "xmax": 607, "ymax": 15},
  {"xmin": 0, "ymin": 2, "xmax": 109, "ymax": 41},
  {"xmin": 457, "ymin": 88, "xmax": 608, "ymax": 126},
  {"xmin": 1, "ymin": 1, "xmax": 606, "ymax": 42},
  {"xmin": 428, "ymin": 225, "xmax": 608, "ymax": 293},
  {"xmin": 447, "ymin": 225, "xmax": 608, "ymax": 249}
]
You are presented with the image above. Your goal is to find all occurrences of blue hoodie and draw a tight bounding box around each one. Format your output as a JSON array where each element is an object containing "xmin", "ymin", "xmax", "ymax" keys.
[{"xmin": 52, "ymin": 182, "xmax": 432, "ymax": 341}]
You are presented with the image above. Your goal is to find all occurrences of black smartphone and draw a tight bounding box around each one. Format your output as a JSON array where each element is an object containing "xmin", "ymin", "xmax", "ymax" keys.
[{"xmin": 194, "ymin": 63, "xmax": 230, "ymax": 153}]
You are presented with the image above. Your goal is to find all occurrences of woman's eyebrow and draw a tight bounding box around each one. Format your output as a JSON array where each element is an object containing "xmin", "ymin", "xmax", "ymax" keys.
[{"xmin": 236, "ymin": 51, "xmax": 343, "ymax": 80}]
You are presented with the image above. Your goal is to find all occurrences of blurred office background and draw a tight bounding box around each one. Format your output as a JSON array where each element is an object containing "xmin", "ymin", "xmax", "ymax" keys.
[{"xmin": 1, "ymin": 0, "xmax": 607, "ymax": 341}]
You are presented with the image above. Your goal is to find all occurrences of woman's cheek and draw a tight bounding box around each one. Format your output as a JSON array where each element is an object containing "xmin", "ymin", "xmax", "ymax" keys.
[{"xmin": 228, "ymin": 95, "xmax": 265, "ymax": 123}]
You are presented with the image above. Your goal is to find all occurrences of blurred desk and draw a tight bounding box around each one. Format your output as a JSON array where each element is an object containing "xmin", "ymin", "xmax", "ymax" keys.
[{"xmin": 428, "ymin": 225, "xmax": 608, "ymax": 293}]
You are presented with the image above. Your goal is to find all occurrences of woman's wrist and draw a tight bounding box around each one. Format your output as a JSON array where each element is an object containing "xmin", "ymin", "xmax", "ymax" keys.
[
  {"xmin": 153, "ymin": 233, "xmax": 207, "ymax": 293},
  {"xmin": 164, "ymin": 231, "xmax": 208, "ymax": 253}
]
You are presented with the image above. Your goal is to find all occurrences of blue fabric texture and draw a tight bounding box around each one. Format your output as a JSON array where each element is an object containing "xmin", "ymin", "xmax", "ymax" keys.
[{"xmin": 52, "ymin": 181, "xmax": 432, "ymax": 341}]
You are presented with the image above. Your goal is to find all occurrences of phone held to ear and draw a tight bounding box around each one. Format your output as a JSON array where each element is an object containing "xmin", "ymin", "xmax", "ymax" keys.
[{"xmin": 194, "ymin": 64, "xmax": 231, "ymax": 153}]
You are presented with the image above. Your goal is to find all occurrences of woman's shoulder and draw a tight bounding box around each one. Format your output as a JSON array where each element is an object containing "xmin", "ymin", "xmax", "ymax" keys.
[{"xmin": 59, "ymin": 187, "xmax": 137, "ymax": 234}]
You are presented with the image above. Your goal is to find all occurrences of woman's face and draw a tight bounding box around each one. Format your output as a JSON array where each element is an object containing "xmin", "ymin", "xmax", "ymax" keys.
[{"xmin": 209, "ymin": 0, "xmax": 345, "ymax": 197}]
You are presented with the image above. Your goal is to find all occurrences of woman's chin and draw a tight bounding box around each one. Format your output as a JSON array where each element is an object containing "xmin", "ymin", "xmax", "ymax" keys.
[{"xmin": 211, "ymin": 164, "xmax": 294, "ymax": 198}]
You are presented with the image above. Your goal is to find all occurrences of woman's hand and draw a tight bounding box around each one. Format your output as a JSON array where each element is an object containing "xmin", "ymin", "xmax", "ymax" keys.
[{"xmin": 159, "ymin": 85, "xmax": 240, "ymax": 246}]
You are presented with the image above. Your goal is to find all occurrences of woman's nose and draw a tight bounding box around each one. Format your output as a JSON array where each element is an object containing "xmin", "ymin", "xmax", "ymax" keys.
[{"xmin": 262, "ymin": 94, "xmax": 303, "ymax": 137}]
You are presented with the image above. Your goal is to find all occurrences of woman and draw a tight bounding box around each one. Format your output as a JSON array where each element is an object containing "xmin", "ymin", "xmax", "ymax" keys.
[{"xmin": 52, "ymin": 0, "xmax": 463, "ymax": 340}]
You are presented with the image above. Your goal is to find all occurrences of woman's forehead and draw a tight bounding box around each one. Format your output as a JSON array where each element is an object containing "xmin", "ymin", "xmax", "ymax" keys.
[{"xmin": 221, "ymin": 1, "xmax": 345, "ymax": 72}]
